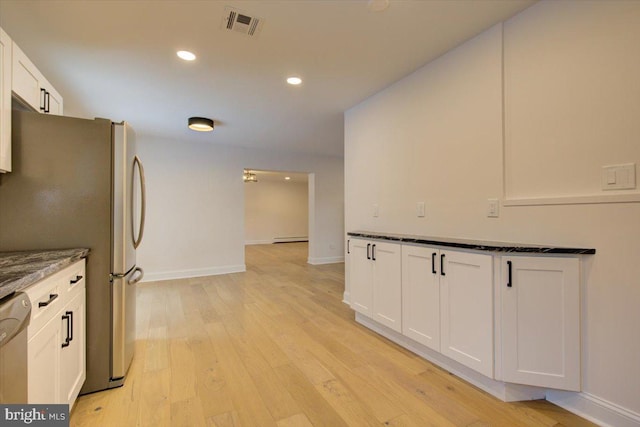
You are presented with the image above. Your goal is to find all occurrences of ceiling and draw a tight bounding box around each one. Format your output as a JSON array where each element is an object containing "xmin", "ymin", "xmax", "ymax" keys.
[{"xmin": 0, "ymin": 0, "xmax": 535, "ymax": 157}]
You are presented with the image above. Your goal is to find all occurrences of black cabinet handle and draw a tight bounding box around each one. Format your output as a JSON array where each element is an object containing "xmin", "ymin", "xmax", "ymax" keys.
[
  {"xmin": 367, "ymin": 243, "xmax": 371, "ymax": 260},
  {"xmin": 372, "ymin": 244, "xmax": 376, "ymax": 261},
  {"xmin": 70, "ymin": 275, "xmax": 83, "ymax": 284},
  {"xmin": 61, "ymin": 312, "xmax": 71, "ymax": 348},
  {"xmin": 44, "ymin": 91, "xmax": 50, "ymax": 113},
  {"xmin": 347, "ymin": 240, "xmax": 350, "ymax": 254},
  {"xmin": 40, "ymin": 88, "xmax": 46, "ymax": 111},
  {"xmin": 431, "ymin": 252, "xmax": 437, "ymax": 274},
  {"xmin": 67, "ymin": 311, "xmax": 73, "ymax": 342},
  {"xmin": 38, "ymin": 293, "xmax": 59, "ymax": 308},
  {"xmin": 440, "ymin": 253, "xmax": 445, "ymax": 276},
  {"xmin": 507, "ymin": 260, "xmax": 512, "ymax": 287}
]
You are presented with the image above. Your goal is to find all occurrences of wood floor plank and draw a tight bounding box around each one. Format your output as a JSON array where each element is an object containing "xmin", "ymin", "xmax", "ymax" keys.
[{"xmin": 70, "ymin": 242, "xmax": 596, "ymax": 427}]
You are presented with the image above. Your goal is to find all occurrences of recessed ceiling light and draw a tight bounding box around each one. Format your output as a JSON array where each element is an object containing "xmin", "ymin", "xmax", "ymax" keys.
[
  {"xmin": 188, "ymin": 117, "xmax": 214, "ymax": 132},
  {"xmin": 177, "ymin": 50, "xmax": 196, "ymax": 61},
  {"xmin": 284, "ymin": 176, "xmax": 291, "ymax": 180},
  {"xmin": 286, "ymin": 76, "xmax": 302, "ymax": 85}
]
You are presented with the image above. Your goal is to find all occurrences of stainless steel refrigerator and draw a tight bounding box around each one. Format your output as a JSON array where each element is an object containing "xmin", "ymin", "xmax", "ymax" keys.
[{"xmin": 0, "ymin": 110, "xmax": 146, "ymax": 394}]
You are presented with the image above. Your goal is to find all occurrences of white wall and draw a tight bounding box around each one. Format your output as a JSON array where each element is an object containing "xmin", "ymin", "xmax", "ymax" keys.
[
  {"xmin": 345, "ymin": 2, "xmax": 640, "ymax": 425},
  {"xmin": 244, "ymin": 178, "xmax": 308, "ymax": 244},
  {"xmin": 137, "ymin": 136, "xmax": 344, "ymax": 281}
]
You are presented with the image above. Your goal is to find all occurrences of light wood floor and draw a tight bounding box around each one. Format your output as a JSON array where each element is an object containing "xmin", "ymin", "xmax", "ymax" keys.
[{"xmin": 70, "ymin": 242, "xmax": 597, "ymax": 426}]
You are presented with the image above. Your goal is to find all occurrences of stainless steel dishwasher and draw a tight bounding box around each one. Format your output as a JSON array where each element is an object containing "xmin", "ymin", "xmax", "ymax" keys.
[{"xmin": 0, "ymin": 292, "xmax": 31, "ymax": 403}]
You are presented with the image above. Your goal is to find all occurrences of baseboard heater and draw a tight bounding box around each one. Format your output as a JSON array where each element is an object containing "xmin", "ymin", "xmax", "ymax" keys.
[{"xmin": 273, "ymin": 236, "xmax": 308, "ymax": 243}]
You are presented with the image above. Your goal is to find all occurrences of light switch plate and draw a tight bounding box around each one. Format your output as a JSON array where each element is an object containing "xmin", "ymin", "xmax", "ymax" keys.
[
  {"xmin": 487, "ymin": 199, "xmax": 499, "ymax": 218},
  {"xmin": 373, "ymin": 204, "xmax": 379, "ymax": 217},
  {"xmin": 602, "ymin": 163, "xmax": 636, "ymax": 190},
  {"xmin": 417, "ymin": 202, "xmax": 425, "ymax": 217}
]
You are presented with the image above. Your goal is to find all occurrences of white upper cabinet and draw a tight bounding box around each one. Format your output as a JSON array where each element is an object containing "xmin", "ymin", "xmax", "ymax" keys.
[
  {"xmin": 501, "ymin": 255, "xmax": 581, "ymax": 391},
  {"xmin": 11, "ymin": 40, "xmax": 63, "ymax": 115},
  {"xmin": 0, "ymin": 27, "xmax": 11, "ymax": 172}
]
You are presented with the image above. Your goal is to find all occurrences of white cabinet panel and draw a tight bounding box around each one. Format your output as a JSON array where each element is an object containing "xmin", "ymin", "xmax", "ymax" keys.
[
  {"xmin": 0, "ymin": 27, "xmax": 11, "ymax": 172},
  {"xmin": 371, "ymin": 242, "xmax": 402, "ymax": 332},
  {"xmin": 440, "ymin": 250, "xmax": 494, "ymax": 378},
  {"xmin": 501, "ymin": 256, "xmax": 580, "ymax": 391},
  {"xmin": 24, "ymin": 259, "xmax": 86, "ymax": 406},
  {"xmin": 349, "ymin": 238, "xmax": 373, "ymax": 316},
  {"xmin": 27, "ymin": 314, "xmax": 61, "ymax": 404},
  {"xmin": 11, "ymin": 40, "xmax": 63, "ymax": 115},
  {"xmin": 349, "ymin": 238, "xmax": 402, "ymax": 332},
  {"xmin": 401, "ymin": 245, "xmax": 440, "ymax": 351}
]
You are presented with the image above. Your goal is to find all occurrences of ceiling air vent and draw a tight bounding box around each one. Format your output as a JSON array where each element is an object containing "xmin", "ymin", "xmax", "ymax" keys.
[{"xmin": 222, "ymin": 7, "xmax": 263, "ymax": 37}]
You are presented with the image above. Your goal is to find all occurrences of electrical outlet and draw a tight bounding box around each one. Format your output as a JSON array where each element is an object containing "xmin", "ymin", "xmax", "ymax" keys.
[
  {"xmin": 417, "ymin": 202, "xmax": 425, "ymax": 217},
  {"xmin": 373, "ymin": 204, "xmax": 379, "ymax": 218},
  {"xmin": 487, "ymin": 199, "xmax": 499, "ymax": 218}
]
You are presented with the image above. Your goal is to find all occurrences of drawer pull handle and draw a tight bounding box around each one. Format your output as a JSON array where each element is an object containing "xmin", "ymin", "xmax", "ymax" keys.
[
  {"xmin": 507, "ymin": 260, "xmax": 512, "ymax": 288},
  {"xmin": 70, "ymin": 275, "xmax": 83, "ymax": 284},
  {"xmin": 38, "ymin": 293, "xmax": 59, "ymax": 308}
]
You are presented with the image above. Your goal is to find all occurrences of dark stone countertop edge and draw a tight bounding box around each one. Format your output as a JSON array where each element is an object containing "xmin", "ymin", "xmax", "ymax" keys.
[
  {"xmin": 347, "ymin": 231, "xmax": 596, "ymax": 255},
  {"xmin": 0, "ymin": 248, "xmax": 90, "ymax": 301}
]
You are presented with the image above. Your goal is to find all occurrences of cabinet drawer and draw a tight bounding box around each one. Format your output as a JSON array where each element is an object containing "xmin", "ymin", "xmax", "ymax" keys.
[{"xmin": 24, "ymin": 260, "xmax": 85, "ymax": 337}]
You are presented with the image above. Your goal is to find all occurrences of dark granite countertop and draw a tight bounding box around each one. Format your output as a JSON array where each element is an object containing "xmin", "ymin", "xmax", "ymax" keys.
[
  {"xmin": 0, "ymin": 248, "xmax": 90, "ymax": 301},
  {"xmin": 347, "ymin": 231, "xmax": 596, "ymax": 255}
]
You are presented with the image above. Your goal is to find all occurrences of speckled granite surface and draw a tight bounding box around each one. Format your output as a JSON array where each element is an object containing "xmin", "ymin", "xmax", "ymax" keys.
[
  {"xmin": 0, "ymin": 248, "xmax": 90, "ymax": 300},
  {"xmin": 347, "ymin": 231, "xmax": 596, "ymax": 254}
]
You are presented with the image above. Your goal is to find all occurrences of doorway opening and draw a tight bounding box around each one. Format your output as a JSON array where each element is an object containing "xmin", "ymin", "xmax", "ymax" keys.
[{"xmin": 243, "ymin": 169, "xmax": 314, "ymax": 261}]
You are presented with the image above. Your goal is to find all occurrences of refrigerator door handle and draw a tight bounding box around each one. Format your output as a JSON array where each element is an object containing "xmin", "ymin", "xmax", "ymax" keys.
[
  {"xmin": 127, "ymin": 267, "xmax": 144, "ymax": 286},
  {"xmin": 132, "ymin": 155, "xmax": 146, "ymax": 249}
]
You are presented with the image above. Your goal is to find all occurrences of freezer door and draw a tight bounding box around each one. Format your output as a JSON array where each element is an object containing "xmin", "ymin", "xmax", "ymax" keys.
[{"xmin": 111, "ymin": 266, "xmax": 143, "ymax": 381}]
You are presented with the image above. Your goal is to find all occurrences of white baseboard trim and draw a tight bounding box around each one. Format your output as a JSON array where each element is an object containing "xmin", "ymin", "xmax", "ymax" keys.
[
  {"xmin": 245, "ymin": 238, "xmax": 309, "ymax": 245},
  {"xmin": 546, "ymin": 390, "xmax": 640, "ymax": 427},
  {"xmin": 342, "ymin": 291, "xmax": 351, "ymax": 305},
  {"xmin": 245, "ymin": 240, "xmax": 274, "ymax": 245},
  {"xmin": 141, "ymin": 264, "xmax": 246, "ymax": 283},
  {"xmin": 307, "ymin": 256, "xmax": 345, "ymax": 265}
]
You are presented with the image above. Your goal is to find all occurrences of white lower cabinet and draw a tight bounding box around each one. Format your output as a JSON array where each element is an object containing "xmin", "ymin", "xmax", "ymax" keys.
[
  {"xmin": 401, "ymin": 245, "xmax": 493, "ymax": 377},
  {"xmin": 352, "ymin": 235, "xmax": 584, "ymax": 395},
  {"xmin": 349, "ymin": 238, "xmax": 402, "ymax": 332},
  {"xmin": 25, "ymin": 259, "xmax": 86, "ymax": 407},
  {"xmin": 500, "ymin": 255, "xmax": 580, "ymax": 391},
  {"xmin": 401, "ymin": 245, "xmax": 440, "ymax": 351},
  {"xmin": 439, "ymin": 249, "xmax": 494, "ymax": 378}
]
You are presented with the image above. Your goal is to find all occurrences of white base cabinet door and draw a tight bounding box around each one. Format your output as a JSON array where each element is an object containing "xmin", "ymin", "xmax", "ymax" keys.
[
  {"xmin": 349, "ymin": 238, "xmax": 373, "ymax": 316},
  {"xmin": 349, "ymin": 238, "xmax": 402, "ymax": 333},
  {"xmin": 27, "ymin": 314, "xmax": 61, "ymax": 404},
  {"xmin": 440, "ymin": 250, "xmax": 494, "ymax": 378},
  {"xmin": 371, "ymin": 242, "xmax": 402, "ymax": 332},
  {"xmin": 401, "ymin": 245, "xmax": 440, "ymax": 352},
  {"xmin": 501, "ymin": 256, "xmax": 580, "ymax": 391},
  {"xmin": 60, "ymin": 287, "xmax": 86, "ymax": 406}
]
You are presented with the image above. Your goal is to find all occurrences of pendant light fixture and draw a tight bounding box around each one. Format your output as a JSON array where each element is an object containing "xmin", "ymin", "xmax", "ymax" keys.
[{"xmin": 188, "ymin": 117, "xmax": 214, "ymax": 132}]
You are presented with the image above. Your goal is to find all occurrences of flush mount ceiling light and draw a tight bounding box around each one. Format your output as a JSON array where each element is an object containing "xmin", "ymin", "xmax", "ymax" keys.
[
  {"xmin": 243, "ymin": 169, "xmax": 258, "ymax": 183},
  {"xmin": 177, "ymin": 50, "xmax": 196, "ymax": 61},
  {"xmin": 188, "ymin": 117, "xmax": 214, "ymax": 132},
  {"xmin": 286, "ymin": 76, "xmax": 302, "ymax": 85}
]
